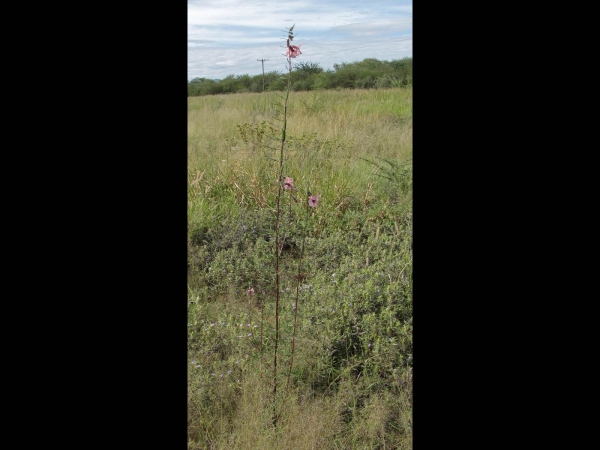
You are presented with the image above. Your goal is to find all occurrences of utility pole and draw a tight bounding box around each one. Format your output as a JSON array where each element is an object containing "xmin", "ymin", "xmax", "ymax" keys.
[{"xmin": 257, "ymin": 59, "xmax": 269, "ymax": 92}]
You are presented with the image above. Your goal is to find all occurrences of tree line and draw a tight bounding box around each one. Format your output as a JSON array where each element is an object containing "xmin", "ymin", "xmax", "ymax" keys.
[{"xmin": 188, "ymin": 57, "xmax": 412, "ymax": 96}]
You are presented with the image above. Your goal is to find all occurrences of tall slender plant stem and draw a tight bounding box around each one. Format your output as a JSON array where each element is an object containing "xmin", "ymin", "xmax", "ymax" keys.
[
  {"xmin": 272, "ymin": 23, "xmax": 300, "ymax": 428},
  {"xmin": 286, "ymin": 186, "xmax": 310, "ymax": 390},
  {"xmin": 272, "ymin": 53, "xmax": 292, "ymax": 423}
]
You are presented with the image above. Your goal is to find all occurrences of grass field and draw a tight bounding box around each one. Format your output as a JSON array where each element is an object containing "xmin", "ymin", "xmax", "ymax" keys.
[{"xmin": 188, "ymin": 86, "xmax": 412, "ymax": 449}]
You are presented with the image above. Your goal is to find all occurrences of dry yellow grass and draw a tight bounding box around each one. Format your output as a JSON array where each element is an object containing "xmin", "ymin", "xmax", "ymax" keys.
[{"xmin": 188, "ymin": 87, "xmax": 412, "ymax": 170}]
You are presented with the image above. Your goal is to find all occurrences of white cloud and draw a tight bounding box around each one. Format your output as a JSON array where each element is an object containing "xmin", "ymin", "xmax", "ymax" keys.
[
  {"xmin": 188, "ymin": 0, "xmax": 412, "ymax": 80},
  {"xmin": 330, "ymin": 19, "xmax": 412, "ymax": 36}
]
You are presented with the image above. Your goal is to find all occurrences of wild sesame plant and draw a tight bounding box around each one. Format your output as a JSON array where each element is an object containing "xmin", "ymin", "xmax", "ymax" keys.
[{"xmin": 267, "ymin": 24, "xmax": 322, "ymax": 426}]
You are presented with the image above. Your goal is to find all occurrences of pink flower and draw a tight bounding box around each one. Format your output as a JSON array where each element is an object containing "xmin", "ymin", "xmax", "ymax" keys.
[
  {"xmin": 285, "ymin": 44, "xmax": 302, "ymax": 58},
  {"xmin": 283, "ymin": 177, "xmax": 294, "ymax": 190},
  {"xmin": 246, "ymin": 288, "xmax": 255, "ymax": 296},
  {"xmin": 308, "ymin": 194, "xmax": 319, "ymax": 207}
]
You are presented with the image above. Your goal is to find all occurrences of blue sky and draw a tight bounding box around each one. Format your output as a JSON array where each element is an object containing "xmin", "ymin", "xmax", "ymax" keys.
[{"xmin": 188, "ymin": 0, "xmax": 412, "ymax": 81}]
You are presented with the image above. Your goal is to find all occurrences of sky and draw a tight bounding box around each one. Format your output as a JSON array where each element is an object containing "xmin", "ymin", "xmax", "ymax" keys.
[{"xmin": 188, "ymin": 0, "xmax": 412, "ymax": 81}]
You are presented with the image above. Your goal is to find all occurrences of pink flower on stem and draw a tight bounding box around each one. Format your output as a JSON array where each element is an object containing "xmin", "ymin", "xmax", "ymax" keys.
[
  {"xmin": 308, "ymin": 194, "xmax": 319, "ymax": 207},
  {"xmin": 246, "ymin": 288, "xmax": 255, "ymax": 296},
  {"xmin": 283, "ymin": 177, "xmax": 294, "ymax": 190},
  {"xmin": 286, "ymin": 44, "xmax": 302, "ymax": 58}
]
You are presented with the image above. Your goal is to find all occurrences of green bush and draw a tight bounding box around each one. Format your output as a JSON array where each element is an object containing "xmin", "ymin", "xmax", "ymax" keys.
[{"xmin": 188, "ymin": 58, "xmax": 413, "ymax": 95}]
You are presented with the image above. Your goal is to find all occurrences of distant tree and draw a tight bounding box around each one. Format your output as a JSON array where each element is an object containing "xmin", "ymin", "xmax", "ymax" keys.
[
  {"xmin": 355, "ymin": 58, "xmax": 385, "ymax": 71},
  {"xmin": 188, "ymin": 77, "xmax": 216, "ymax": 96},
  {"xmin": 236, "ymin": 74, "xmax": 252, "ymax": 91},
  {"xmin": 294, "ymin": 61, "xmax": 323, "ymax": 75}
]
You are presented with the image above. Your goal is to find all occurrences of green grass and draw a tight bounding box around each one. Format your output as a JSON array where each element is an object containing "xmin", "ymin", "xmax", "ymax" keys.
[{"xmin": 188, "ymin": 86, "xmax": 412, "ymax": 449}]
